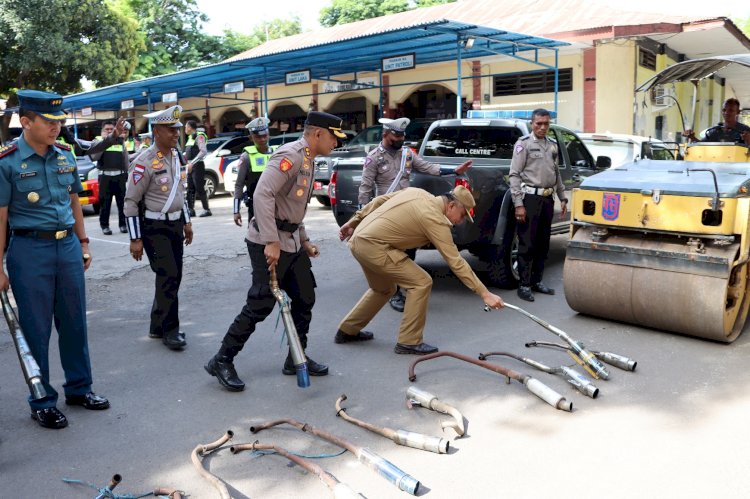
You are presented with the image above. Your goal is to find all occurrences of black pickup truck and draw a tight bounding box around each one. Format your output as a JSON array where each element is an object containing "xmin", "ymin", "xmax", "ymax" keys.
[{"xmin": 329, "ymin": 117, "xmax": 609, "ymax": 287}]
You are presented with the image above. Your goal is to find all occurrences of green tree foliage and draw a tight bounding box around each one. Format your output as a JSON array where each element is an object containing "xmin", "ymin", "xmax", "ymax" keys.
[
  {"xmin": 0, "ymin": 0, "xmax": 141, "ymax": 93},
  {"xmin": 319, "ymin": 0, "xmax": 456, "ymax": 27},
  {"xmin": 215, "ymin": 17, "xmax": 303, "ymax": 59}
]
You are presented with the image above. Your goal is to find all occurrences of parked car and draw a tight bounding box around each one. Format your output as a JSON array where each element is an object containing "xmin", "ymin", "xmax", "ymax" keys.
[
  {"xmin": 76, "ymin": 155, "xmax": 100, "ymax": 213},
  {"xmin": 579, "ymin": 133, "xmax": 674, "ymax": 168},
  {"xmin": 313, "ymin": 123, "xmax": 425, "ymax": 206},
  {"xmin": 201, "ymin": 136, "xmax": 252, "ymax": 197},
  {"xmin": 222, "ymin": 158, "xmax": 241, "ymax": 196}
]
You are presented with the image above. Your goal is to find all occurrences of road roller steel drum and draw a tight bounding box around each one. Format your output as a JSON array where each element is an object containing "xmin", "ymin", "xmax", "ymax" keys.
[{"xmin": 564, "ymin": 144, "xmax": 750, "ymax": 342}]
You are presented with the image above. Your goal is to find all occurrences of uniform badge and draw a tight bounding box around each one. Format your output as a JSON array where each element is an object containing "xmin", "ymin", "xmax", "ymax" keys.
[
  {"xmin": 161, "ymin": 185, "xmax": 169, "ymax": 192},
  {"xmin": 158, "ymin": 177, "xmax": 169, "ymax": 185},
  {"xmin": 134, "ymin": 164, "xmax": 146, "ymax": 173},
  {"xmin": 302, "ymin": 178, "xmax": 308, "ymax": 186},
  {"xmin": 303, "ymin": 158, "xmax": 310, "ymax": 169},
  {"xmin": 57, "ymin": 155, "xmax": 66, "ymax": 161},
  {"xmin": 133, "ymin": 173, "xmax": 144, "ymax": 184},
  {"xmin": 152, "ymin": 161, "xmax": 164, "ymax": 170},
  {"xmin": 280, "ymin": 157, "xmax": 293, "ymax": 172},
  {"xmin": 20, "ymin": 163, "xmax": 27, "ymax": 169},
  {"xmin": 304, "ymin": 147, "xmax": 311, "ymax": 158},
  {"xmin": 181, "ymin": 173, "xmax": 187, "ymax": 180},
  {"xmin": 515, "ymin": 144, "xmax": 524, "ymax": 154},
  {"xmin": 156, "ymin": 151, "xmax": 164, "ymax": 159},
  {"xmin": 27, "ymin": 192, "xmax": 39, "ymax": 203},
  {"xmin": 152, "ymin": 159, "xmax": 160, "ymax": 166},
  {"xmin": 364, "ymin": 157, "xmax": 372, "ymax": 168},
  {"xmin": 296, "ymin": 188, "xmax": 304, "ymax": 197}
]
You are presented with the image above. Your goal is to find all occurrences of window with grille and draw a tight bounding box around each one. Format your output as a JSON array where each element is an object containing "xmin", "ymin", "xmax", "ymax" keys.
[
  {"xmin": 493, "ymin": 68, "xmax": 572, "ymax": 97},
  {"xmin": 639, "ymin": 48, "xmax": 656, "ymax": 70}
]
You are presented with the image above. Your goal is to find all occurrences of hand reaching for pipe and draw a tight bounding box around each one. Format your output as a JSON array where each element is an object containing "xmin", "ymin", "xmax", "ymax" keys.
[{"xmin": 482, "ymin": 291, "xmax": 504, "ymax": 310}]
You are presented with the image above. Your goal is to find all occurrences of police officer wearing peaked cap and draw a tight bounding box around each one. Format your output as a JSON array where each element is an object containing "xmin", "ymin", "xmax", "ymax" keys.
[
  {"xmin": 124, "ymin": 105, "xmax": 193, "ymax": 350},
  {"xmin": 0, "ymin": 89, "xmax": 109, "ymax": 429},
  {"xmin": 205, "ymin": 110, "xmax": 344, "ymax": 392},
  {"xmin": 360, "ymin": 116, "xmax": 472, "ymax": 313},
  {"xmin": 233, "ymin": 117, "xmax": 276, "ymax": 227}
]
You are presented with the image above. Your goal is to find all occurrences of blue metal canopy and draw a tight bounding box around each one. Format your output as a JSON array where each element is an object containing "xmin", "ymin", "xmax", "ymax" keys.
[{"xmin": 63, "ymin": 19, "xmax": 568, "ymax": 112}]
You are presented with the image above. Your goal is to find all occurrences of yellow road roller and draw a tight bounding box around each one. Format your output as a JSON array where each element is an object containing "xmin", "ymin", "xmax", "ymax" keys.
[{"xmin": 564, "ymin": 55, "xmax": 750, "ymax": 342}]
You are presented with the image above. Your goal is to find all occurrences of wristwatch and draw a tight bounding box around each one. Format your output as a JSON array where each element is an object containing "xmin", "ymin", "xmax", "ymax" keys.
[{"xmin": 79, "ymin": 237, "xmax": 90, "ymax": 244}]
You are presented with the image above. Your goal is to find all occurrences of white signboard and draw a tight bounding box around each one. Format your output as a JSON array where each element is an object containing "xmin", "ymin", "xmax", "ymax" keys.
[
  {"xmin": 323, "ymin": 77, "xmax": 377, "ymax": 93},
  {"xmin": 121, "ymin": 99, "xmax": 134, "ymax": 110},
  {"xmin": 223, "ymin": 81, "xmax": 244, "ymax": 94},
  {"xmin": 382, "ymin": 54, "xmax": 415, "ymax": 72},
  {"xmin": 162, "ymin": 92, "xmax": 178, "ymax": 103},
  {"xmin": 286, "ymin": 70, "xmax": 311, "ymax": 85},
  {"xmin": 81, "ymin": 107, "xmax": 93, "ymax": 117}
]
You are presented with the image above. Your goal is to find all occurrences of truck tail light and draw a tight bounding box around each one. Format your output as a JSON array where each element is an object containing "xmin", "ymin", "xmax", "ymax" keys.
[
  {"xmin": 454, "ymin": 178, "xmax": 474, "ymax": 218},
  {"xmin": 329, "ymin": 171, "xmax": 337, "ymax": 206}
]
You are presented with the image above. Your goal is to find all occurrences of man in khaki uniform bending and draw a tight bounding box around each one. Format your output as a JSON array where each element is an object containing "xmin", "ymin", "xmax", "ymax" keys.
[{"xmin": 337, "ymin": 186, "xmax": 504, "ymax": 354}]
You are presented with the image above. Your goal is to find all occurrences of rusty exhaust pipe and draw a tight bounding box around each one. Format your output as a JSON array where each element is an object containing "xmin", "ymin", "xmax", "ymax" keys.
[
  {"xmin": 190, "ymin": 430, "xmax": 233, "ymax": 499},
  {"xmin": 231, "ymin": 441, "xmax": 364, "ymax": 498},
  {"xmin": 250, "ymin": 418, "xmax": 421, "ymax": 495},
  {"xmin": 336, "ymin": 394, "xmax": 449, "ymax": 454},
  {"xmin": 484, "ymin": 304, "xmax": 610, "ymax": 380},
  {"xmin": 94, "ymin": 474, "xmax": 121, "ymax": 499},
  {"xmin": 479, "ymin": 351, "xmax": 599, "ymax": 399},
  {"xmin": 270, "ymin": 268, "xmax": 309, "ymax": 388},
  {"xmin": 525, "ymin": 340, "xmax": 637, "ymax": 371},
  {"xmin": 405, "ymin": 386, "xmax": 465, "ymax": 437},
  {"xmin": 153, "ymin": 488, "xmax": 185, "ymax": 499},
  {"xmin": 408, "ymin": 351, "xmax": 572, "ymax": 412}
]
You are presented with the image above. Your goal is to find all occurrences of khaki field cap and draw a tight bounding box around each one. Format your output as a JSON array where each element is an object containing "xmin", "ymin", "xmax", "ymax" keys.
[
  {"xmin": 144, "ymin": 105, "xmax": 183, "ymax": 127},
  {"xmin": 450, "ymin": 185, "xmax": 475, "ymax": 223}
]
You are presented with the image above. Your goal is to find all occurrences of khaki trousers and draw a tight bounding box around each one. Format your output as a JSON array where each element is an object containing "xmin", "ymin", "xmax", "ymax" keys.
[{"xmin": 338, "ymin": 238, "xmax": 432, "ymax": 345}]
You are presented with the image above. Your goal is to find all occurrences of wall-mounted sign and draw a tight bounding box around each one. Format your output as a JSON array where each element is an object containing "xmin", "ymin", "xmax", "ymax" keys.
[
  {"xmin": 323, "ymin": 77, "xmax": 378, "ymax": 93},
  {"xmin": 162, "ymin": 92, "xmax": 178, "ymax": 103},
  {"xmin": 382, "ymin": 53, "xmax": 415, "ymax": 72},
  {"xmin": 286, "ymin": 70, "xmax": 311, "ymax": 85},
  {"xmin": 121, "ymin": 99, "xmax": 134, "ymax": 110},
  {"xmin": 81, "ymin": 107, "xmax": 93, "ymax": 117},
  {"xmin": 223, "ymin": 81, "xmax": 244, "ymax": 94}
]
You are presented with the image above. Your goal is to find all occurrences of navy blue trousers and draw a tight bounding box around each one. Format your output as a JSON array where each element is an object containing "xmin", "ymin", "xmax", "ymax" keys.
[{"xmin": 7, "ymin": 234, "xmax": 92, "ymax": 410}]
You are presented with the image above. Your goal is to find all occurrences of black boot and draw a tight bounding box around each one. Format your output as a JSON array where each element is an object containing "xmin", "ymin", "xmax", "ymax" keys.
[
  {"xmin": 282, "ymin": 351, "xmax": 328, "ymax": 376},
  {"xmin": 205, "ymin": 353, "xmax": 245, "ymax": 391},
  {"xmin": 389, "ymin": 287, "xmax": 406, "ymax": 312}
]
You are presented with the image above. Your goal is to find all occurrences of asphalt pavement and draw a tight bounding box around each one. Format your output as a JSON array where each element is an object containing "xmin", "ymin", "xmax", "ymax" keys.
[{"xmin": 1, "ymin": 195, "xmax": 749, "ymax": 498}]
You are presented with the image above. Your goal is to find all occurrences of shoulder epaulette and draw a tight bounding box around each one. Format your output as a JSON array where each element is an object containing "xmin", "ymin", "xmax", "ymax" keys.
[
  {"xmin": 55, "ymin": 143, "xmax": 71, "ymax": 151},
  {"xmin": 0, "ymin": 143, "xmax": 18, "ymax": 159},
  {"xmin": 520, "ymin": 136, "xmax": 531, "ymax": 141}
]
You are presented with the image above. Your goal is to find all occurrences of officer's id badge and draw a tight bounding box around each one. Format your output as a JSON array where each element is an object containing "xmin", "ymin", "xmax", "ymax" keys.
[
  {"xmin": 279, "ymin": 157, "xmax": 293, "ymax": 172},
  {"xmin": 27, "ymin": 192, "xmax": 39, "ymax": 203},
  {"xmin": 304, "ymin": 147, "xmax": 311, "ymax": 158},
  {"xmin": 20, "ymin": 171, "xmax": 36, "ymax": 178},
  {"xmin": 133, "ymin": 164, "xmax": 146, "ymax": 185}
]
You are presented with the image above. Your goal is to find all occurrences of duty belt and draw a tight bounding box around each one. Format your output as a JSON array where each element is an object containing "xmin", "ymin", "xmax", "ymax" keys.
[
  {"xmin": 12, "ymin": 228, "xmax": 73, "ymax": 240},
  {"xmin": 252, "ymin": 218, "xmax": 300, "ymax": 233},
  {"xmin": 99, "ymin": 170, "xmax": 126, "ymax": 176},
  {"xmin": 522, "ymin": 184, "xmax": 554, "ymax": 197},
  {"xmin": 144, "ymin": 210, "xmax": 182, "ymax": 221}
]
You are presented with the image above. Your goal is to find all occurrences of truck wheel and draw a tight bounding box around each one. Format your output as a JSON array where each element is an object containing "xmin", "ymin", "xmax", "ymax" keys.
[
  {"xmin": 487, "ymin": 237, "xmax": 518, "ymax": 289},
  {"xmin": 315, "ymin": 195, "xmax": 331, "ymax": 207}
]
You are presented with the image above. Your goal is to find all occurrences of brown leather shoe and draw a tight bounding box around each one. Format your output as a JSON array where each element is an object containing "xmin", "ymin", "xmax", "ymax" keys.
[{"xmin": 334, "ymin": 329, "xmax": 374, "ymax": 344}]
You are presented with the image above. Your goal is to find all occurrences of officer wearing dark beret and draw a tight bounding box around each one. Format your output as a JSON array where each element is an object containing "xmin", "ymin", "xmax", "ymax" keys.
[
  {"xmin": 205, "ymin": 110, "xmax": 344, "ymax": 392},
  {"xmin": 0, "ymin": 90, "xmax": 109, "ymax": 429}
]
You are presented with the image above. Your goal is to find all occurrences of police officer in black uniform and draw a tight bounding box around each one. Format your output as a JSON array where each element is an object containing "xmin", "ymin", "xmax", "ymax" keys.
[
  {"xmin": 184, "ymin": 120, "xmax": 211, "ymax": 217},
  {"xmin": 509, "ymin": 108, "xmax": 567, "ymax": 302}
]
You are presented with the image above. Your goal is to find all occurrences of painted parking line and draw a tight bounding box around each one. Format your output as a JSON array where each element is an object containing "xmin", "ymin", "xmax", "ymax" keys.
[{"xmin": 89, "ymin": 237, "xmax": 130, "ymax": 246}]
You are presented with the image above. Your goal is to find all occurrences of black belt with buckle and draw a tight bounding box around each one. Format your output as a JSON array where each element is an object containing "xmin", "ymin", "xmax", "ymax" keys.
[
  {"xmin": 253, "ymin": 218, "xmax": 300, "ymax": 233},
  {"xmin": 12, "ymin": 228, "xmax": 74, "ymax": 240}
]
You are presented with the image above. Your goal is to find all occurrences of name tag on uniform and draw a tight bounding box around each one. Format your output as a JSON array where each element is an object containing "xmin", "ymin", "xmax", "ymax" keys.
[
  {"xmin": 299, "ymin": 169, "xmax": 311, "ymax": 177},
  {"xmin": 154, "ymin": 170, "xmax": 167, "ymax": 175},
  {"xmin": 20, "ymin": 171, "xmax": 37, "ymax": 178}
]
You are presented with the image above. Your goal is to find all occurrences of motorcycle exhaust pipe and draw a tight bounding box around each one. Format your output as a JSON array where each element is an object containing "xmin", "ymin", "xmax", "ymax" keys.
[
  {"xmin": 485, "ymin": 304, "xmax": 610, "ymax": 380},
  {"xmin": 250, "ymin": 418, "xmax": 421, "ymax": 495},
  {"xmin": 336, "ymin": 394, "xmax": 449, "ymax": 453},
  {"xmin": 270, "ymin": 268, "xmax": 309, "ymax": 388},
  {"xmin": 153, "ymin": 488, "xmax": 185, "ymax": 499},
  {"xmin": 525, "ymin": 340, "xmax": 637, "ymax": 372},
  {"xmin": 405, "ymin": 386, "xmax": 465, "ymax": 437},
  {"xmin": 94, "ymin": 474, "xmax": 121, "ymax": 499},
  {"xmin": 408, "ymin": 351, "xmax": 572, "ymax": 412},
  {"xmin": 191, "ymin": 430, "xmax": 234, "ymax": 499},
  {"xmin": 479, "ymin": 351, "xmax": 599, "ymax": 399},
  {"xmin": 231, "ymin": 441, "xmax": 364, "ymax": 498},
  {"xmin": 1, "ymin": 290, "xmax": 47, "ymax": 400}
]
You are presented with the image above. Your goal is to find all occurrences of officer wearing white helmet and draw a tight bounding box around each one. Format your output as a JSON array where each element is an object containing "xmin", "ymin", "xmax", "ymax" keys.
[
  {"xmin": 359, "ymin": 116, "xmax": 473, "ymax": 312},
  {"xmin": 232, "ymin": 117, "xmax": 276, "ymax": 227},
  {"xmin": 124, "ymin": 105, "xmax": 193, "ymax": 351}
]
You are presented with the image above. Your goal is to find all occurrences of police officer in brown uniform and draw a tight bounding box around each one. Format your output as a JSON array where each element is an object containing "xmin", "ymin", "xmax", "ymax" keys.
[
  {"xmin": 359, "ymin": 117, "xmax": 472, "ymax": 312},
  {"xmin": 337, "ymin": 186, "xmax": 504, "ymax": 354},
  {"xmin": 204, "ymin": 111, "xmax": 344, "ymax": 392},
  {"xmin": 124, "ymin": 105, "xmax": 193, "ymax": 350},
  {"xmin": 509, "ymin": 108, "xmax": 567, "ymax": 302}
]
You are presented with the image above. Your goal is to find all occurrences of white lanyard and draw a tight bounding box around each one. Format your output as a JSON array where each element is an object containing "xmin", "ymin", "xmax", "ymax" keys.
[
  {"xmin": 161, "ymin": 152, "xmax": 181, "ymax": 214},
  {"xmin": 385, "ymin": 148, "xmax": 409, "ymax": 195}
]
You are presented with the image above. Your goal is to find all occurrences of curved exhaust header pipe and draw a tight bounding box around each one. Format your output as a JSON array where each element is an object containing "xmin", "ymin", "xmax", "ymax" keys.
[
  {"xmin": 405, "ymin": 386, "xmax": 466, "ymax": 437},
  {"xmin": 190, "ymin": 430, "xmax": 234, "ymax": 499},
  {"xmin": 525, "ymin": 340, "xmax": 637, "ymax": 371}
]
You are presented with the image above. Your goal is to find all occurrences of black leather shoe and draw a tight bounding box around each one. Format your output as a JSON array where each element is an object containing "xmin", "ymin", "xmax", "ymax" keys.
[
  {"xmin": 389, "ymin": 291, "xmax": 405, "ymax": 312},
  {"xmin": 102, "ymin": 227, "xmax": 112, "ymax": 235},
  {"xmin": 334, "ymin": 329, "xmax": 374, "ymax": 344},
  {"xmin": 394, "ymin": 342, "xmax": 439, "ymax": 355},
  {"xmin": 31, "ymin": 407, "xmax": 68, "ymax": 429},
  {"xmin": 65, "ymin": 392, "xmax": 110, "ymax": 410},
  {"xmin": 163, "ymin": 330, "xmax": 186, "ymax": 350},
  {"xmin": 517, "ymin": 286, "xmax": 535, "ymax": 302},
  {"xmin": 532, "ymin": 282, "xmax": 555, "ymax": 295},
  {"xmin": 204, "ymin": 355, "xmax": 245, "ymax": 391},
  {"xmin": 188, "ymin": 208, "xmax": 196, "ymax": 217},
  {"xmin": 199, "ymin": 209, "xmax": 212, "ymax": 217},
  {"xmin": 282, "ymin": 354, "xmax": 329, "ymax": 376},
  {"xmin": 148, "ymin": 330, "xmax": 163, "ymax": 339},
  {"xmin": 119, "ymin": 226, "xmax": 128, "ymax": 233}
]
